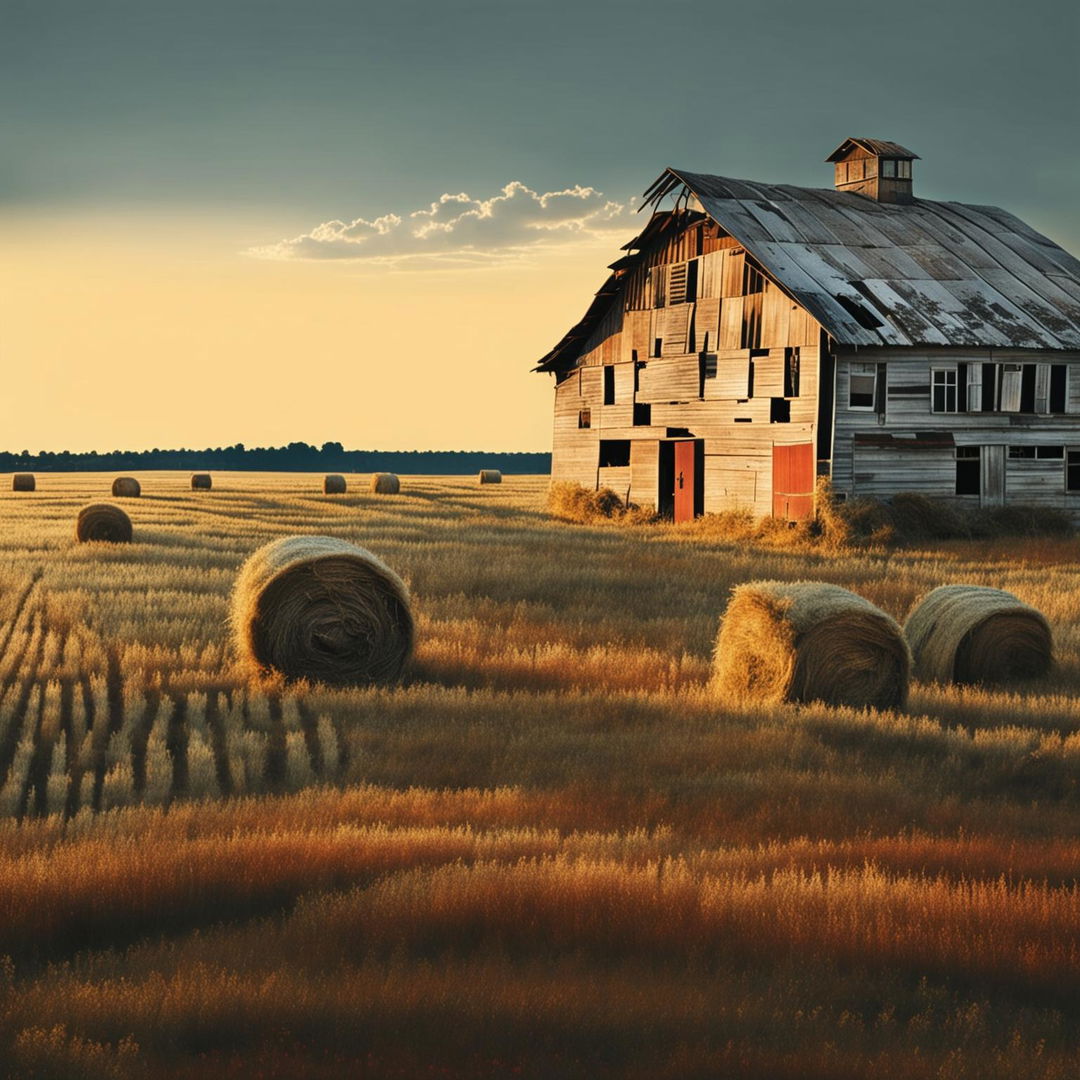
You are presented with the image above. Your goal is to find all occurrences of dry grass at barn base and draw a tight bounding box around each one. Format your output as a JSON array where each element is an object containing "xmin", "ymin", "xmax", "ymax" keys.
[
  {"xmin": 547, "ymin": 481, "xmax": 657, "ymax": 524},
  {"xmin": 1, "ymin": 472, "xmax": 1080, "ymax": 1077}
]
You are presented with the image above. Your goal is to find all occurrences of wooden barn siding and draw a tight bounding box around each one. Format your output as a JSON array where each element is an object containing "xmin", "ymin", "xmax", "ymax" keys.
[
  {"xmin": 551, "ymin": 216, "xmax": 826, "ymax": 516},
  {"xmin": 832, "ymin": 349, "xmax": 1080, "ymax": 508}
]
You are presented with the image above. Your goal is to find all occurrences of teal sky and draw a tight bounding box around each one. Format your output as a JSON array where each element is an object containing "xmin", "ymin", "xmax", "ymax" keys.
[
  {"xmin": 2, "ymin": 0, "xmax": 1077, "ymax": 452},
  {"xmin": 3, "ymin": 0, "xmax": 1076, "ymax": 235}
]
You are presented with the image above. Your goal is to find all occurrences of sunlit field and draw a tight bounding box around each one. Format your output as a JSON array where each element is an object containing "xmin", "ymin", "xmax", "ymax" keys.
[{"xmin": 3, "ymin": 471, "xmax": 1080, "ymax": 1078}]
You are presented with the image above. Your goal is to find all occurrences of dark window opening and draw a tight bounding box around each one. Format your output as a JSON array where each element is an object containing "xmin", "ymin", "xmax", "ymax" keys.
[
  {"xmin": 957, "ymin": 363, "xmax": 968, "ymax": 412},
  {"xmin": 633, "ymin": 403, "xmax": 651, "ymax": 426},
  {"xmin": 578, "ymin": 409, "xmax": 591, "ymax": 429},
  {"xmin": 603, "ymin": 365, "xmax": 615, "ymax": 405},
  {"xmin": 1008, "ymin": 446, "xmax": 1036, "ymax": 459},
  {"xmin": 699, "ymin": 354, "xmax": 716, "ymax": 398},
  {"xmin": 1068, "ymin": 451, "xmax": 1080, "ymax": 492},
  {"xmin": 1037, "ymin": 445, "xmax": 1064, "ymax": 459},
  {"xmin": 932, "ymin": 369, "xmax": 957, "ymax": 413},
  {"xmin": 747, "ymin": 359, "xmax": 755, "ymax": 398},
  {"xmin": 784, "ymin": 347, "xmax": 800, "ymax": 397},
  {"xmin": 1050, "ymin": 365, "xmax": 1068, "ymax": 412},
  {"xmin": 598, "ymin": 440, "xmax": 631, "ymax": 468},
  {"xmin": 770, "ymin": 398, "xmax": 791, "ymax": 423},
  {"xmin": 956, "ymin": 447, "xmax": 980, "ymax": 495},
  {"xmin": 742, "ymin": 262, "xmax": 765, "ymax": 295},
  {"xmin": 733, "ymin": 417, "xmax": 752, "ymax": 423},
  {"xmin": 1020, "ymin": 365, "xmax": 1037, "ymax": 414},
  {"xmin": 631, "ymin": 349, "xmax": 639, "ymax": 364},
  {"xmin": 653, "ymin": 338, "xmax": 662, "ymax": 358},
  {"xmin": 1068, "ymin": 451, "xmax": 1080, "ymax": 490},
  {"xmin": 849, "ymin": 363, "xmax": 877, "ymax": 409},
  {"xmin": 686, "ymin": 259, "xmax": 698, "ymax": 303}
]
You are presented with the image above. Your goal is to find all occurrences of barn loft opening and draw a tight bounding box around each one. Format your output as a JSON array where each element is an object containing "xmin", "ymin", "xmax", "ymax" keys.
[{"xmin": 598, "ymin": 440, "xmax": 630, "ymax": 467}]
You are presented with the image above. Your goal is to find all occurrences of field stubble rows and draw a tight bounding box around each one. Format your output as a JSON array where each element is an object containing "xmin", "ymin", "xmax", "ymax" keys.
[{"xmin": 2, "ymin": 472, "xmax": 1080, "ymax": 1077}]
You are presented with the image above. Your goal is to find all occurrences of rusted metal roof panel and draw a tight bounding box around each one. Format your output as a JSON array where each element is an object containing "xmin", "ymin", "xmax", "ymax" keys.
[{"xmin": 670, "ymin": 167, "xmax": 1080, "ymax": 350}]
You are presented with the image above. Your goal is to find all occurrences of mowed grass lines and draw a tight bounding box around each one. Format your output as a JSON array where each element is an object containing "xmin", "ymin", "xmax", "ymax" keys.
[{"xmin": 2, "ymin": 472, "xmax": 1080, "ymax": 1077}]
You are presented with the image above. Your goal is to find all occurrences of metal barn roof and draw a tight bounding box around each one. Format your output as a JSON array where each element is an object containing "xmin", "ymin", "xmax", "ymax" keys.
[{"xmin": 536, "ymin": 168, "xmax": 1080, "ymax": 371}]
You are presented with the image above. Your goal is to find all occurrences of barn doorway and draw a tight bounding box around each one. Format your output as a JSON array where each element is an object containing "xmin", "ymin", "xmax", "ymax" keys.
[
  {"xmin": 659, "ymin": 439, "xmax": 703, "ymax": 521},
  {"xmin": 772, "ymin": 443, "xmax": 815, "ymax": 521}
]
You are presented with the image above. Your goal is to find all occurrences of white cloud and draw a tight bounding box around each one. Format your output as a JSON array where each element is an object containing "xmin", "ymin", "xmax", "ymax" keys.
[{"xmin": 249, "ymin": 181, "xmax": 633, "ymax": 268}]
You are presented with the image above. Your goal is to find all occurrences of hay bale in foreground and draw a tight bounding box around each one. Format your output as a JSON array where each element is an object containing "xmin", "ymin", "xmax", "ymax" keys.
[
  {"xmin": 111, "ymin": 477, "xmax": 141, "ymax": 497},
  {"xmin": 191, "ymin": 473, "xmax": 212, "ymax": 491},
  {"xmin": 231, "ymin": 535, "xmax": 413, "ymax": 687},
  {"xmin": 478, "ymin": 469, "xmax": 502, "ymax": 485},
  {"xmin": 713, "ymin": 581, "xmax": 910, "ymax": 710},
  {"xmin": 904, "ymin": 585, "xmax": 1052, "ymax": 685},
  {"xmin": 323, "ymin": 474, "xmax": 347, "ymax": 494},
  {"xmin": 12, "ymin": 474, "xmax": 35, "ymax": 492},
  {"xmin": 76, "ymin": 503, "xmax": 133, "ymax": 544},
  {"xmin": 370, "ymin": 472, "xmax": 400, "ymax": 494}
]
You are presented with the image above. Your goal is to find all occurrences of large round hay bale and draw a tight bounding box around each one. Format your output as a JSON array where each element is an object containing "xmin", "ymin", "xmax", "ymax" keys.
[
  {"xmin": 191, "ymin": 473, "xmax": 212, "ymax": 491},
  {"xmin": 231, "ymin": 535, "xmax": 413, "ymax": 687},
  {"xmin": 111, "ymin": 477, "xmax": 141, "ymax": 497},
  {"xmin": 478, "ymin": 469, "xmax": 502, "ymax": 485},
  {"xmin": 323, "ymin": 474, "xmax": 347, "ymax": 495},
  {"xmin": 12, "ymin": 474, "xmax": 35, "ymax": 492},
  {"xmin": 370, "ymin": 472, "xmax": 400, "ymax": 494},
  {"xmin": 904, "ymin": 585, "xmax": 1052, "ymax": 685},
  {"xmin": 712, "ymin": 581, "xmax": 910, "ymax": 710},
  {"xmin": 75, "ymin": 503, "xmax": 133, "ymax": 544}
]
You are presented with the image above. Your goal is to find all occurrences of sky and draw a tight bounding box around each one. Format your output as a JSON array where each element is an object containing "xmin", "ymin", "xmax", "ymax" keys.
[{"xmin": 1, "ymin": 0, "xmax": 1077, "ymax": 453}]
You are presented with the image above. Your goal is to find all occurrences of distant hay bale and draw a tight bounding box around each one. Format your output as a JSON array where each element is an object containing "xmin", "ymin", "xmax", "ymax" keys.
[
  {"xmin": 111, "ymin": 477, "xmax": 141, "ymax": 497},
  {"xmin": 712, "ymin": 581, "xmax": 910, "ymax": 710},
  {"xmin": 478, "ymin": 470, "xmax": 502, "ymax": 485},
  {"xmin": 75, "ymin": 503, "xmax": 133, "ymax": 544},
  {"xmin": 904, "ymin": 585, "xmax": 1052, "ymax": 685},
  {"xmin": 11, "ymin": 474, "xmax": 35, "ymax": 492},
  {"xmin": 323, "ymin": 474, "xmax": 347, "ymax": 494},
  {"xmin": 231, "ymin": 535, "xmax": 413, "ymax": 687},
  {"xmin": 191, "ymin": 473, "xmax": 212, "ymax": 491},
  {"xmin": 370, "ymin": 472, "xmax": 400, "ymax": 494}
]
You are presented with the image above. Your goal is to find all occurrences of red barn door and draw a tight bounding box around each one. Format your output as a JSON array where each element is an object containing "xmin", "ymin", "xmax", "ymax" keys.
[
  {"xmin": 772, "ymin": 443, "xmax": 815, "ymax": 521},
  {"xmin": 674, "ymin": 440, "xmax": 697, "ymax": 523}
]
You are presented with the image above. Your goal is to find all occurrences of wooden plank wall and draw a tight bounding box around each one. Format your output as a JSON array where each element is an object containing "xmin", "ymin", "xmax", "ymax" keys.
[
  {"xmin": 551, "ymin": 213, "xmax": 826, "ymax": 516},
  {"xmin": 832, "ymin": 348, "xmax": 1080, "ymax": 512}
]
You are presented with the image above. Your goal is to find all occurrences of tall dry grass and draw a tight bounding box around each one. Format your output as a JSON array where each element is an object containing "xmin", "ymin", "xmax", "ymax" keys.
[{"xmin": 0, "ymin": 472, "xmax": 1080, "ymax": 1076}]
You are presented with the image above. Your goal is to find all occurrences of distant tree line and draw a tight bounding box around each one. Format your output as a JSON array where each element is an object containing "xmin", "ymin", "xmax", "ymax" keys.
[{"xmin": 0, "ymin": 442, "xmax": 552, "ymax": 474}]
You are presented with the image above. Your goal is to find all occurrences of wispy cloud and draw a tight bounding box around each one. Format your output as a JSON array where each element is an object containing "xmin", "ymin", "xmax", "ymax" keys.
[{"xmin": 250, "ymin": 182, "xmax": 633, "ymax": 268}]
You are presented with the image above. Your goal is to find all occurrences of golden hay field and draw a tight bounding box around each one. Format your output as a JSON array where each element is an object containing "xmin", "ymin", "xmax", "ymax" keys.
[{"xmin": 3, "ymin": 471, "xmax": 1080, "ymax": 1078}]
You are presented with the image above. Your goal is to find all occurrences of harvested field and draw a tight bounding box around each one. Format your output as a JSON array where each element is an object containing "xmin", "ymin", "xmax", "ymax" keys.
[{"xmin": 1, "ymin": 471, "xmax": 1080, "ymax": 1078}]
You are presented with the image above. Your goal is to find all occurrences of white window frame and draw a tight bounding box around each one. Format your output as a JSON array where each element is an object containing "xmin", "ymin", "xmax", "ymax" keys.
[
  {"xmin": 931, "ymin": 367, "xmax": 958, "ymax": 413},
  {"xmin": 848, "ymin": 361, "xmax": 878, "ymax": 411}
]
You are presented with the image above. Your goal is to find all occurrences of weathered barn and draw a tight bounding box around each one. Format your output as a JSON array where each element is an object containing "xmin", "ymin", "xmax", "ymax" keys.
[{"xmin": 536, "ymin": 139, "xmax": 1080, "ymax": 520}]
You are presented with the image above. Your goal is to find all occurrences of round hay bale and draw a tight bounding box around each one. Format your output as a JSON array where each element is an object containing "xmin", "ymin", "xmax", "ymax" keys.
[
  {"xmin": 75, "ymin": 503, "xmax": 133, "ymax": 544},
  {"xmin": 191, "ymin": 473, "xmax": 212, "ymax": 491},
  {"xmin": 111, "ymin": 477, "xmax": 141, "ymax": 498},
  {"xmin": 712, "ymin": 581, "xmax": 910, "ymax": 710},
  {"xmin": 231, "ymin": 535, "xmax": 413, "ymax": 687},
  {"xmin": 370, "ymin": 472, "xmax": 400, "ymax": 494},
  {"xmin": 12, "ymin": 474, "xmax": 35, "ymax": 492},
  {"xmin": 904, "ymin": 585, "xmax": 1052, "ymax": 685},
  {"xmin": 323, "ymin": 474, "xmax": 347, "ymax": 495},
  {"xmin": 478, "ymin": 469, "xmax": 502, "ymax": 485}
]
